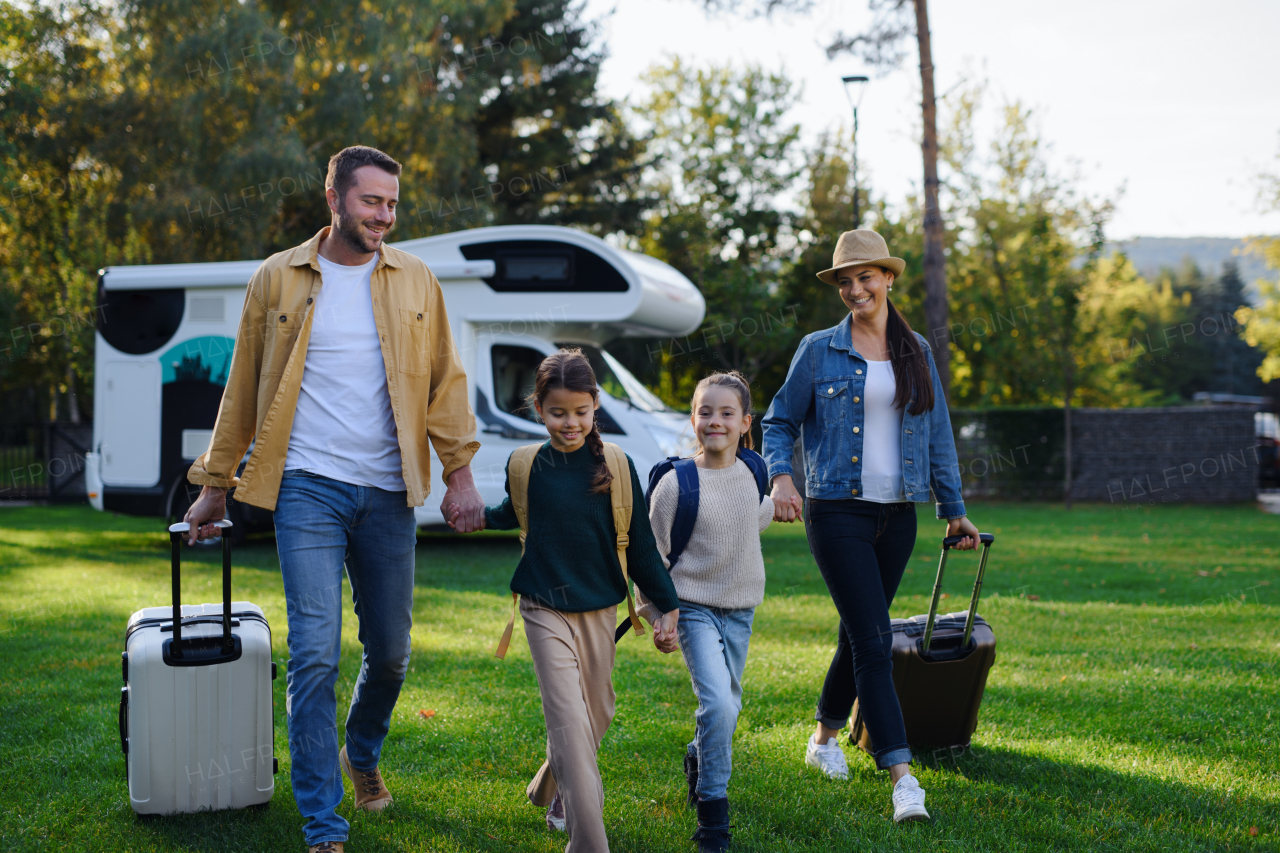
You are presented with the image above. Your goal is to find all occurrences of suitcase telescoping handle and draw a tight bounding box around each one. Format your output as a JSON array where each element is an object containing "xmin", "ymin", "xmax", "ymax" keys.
[
  {"xmin": 167, "ymin": 520, "xmax": 235, "ymax": 659},
  {"xmin": 922, "ymin": 532, "xmax": 995, "ymax": 654}
]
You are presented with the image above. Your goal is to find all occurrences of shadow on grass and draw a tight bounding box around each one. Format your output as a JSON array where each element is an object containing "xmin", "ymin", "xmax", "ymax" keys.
[{"xmin": 903, "ymin": 742, "xmax": 1273, "ymax": 852}]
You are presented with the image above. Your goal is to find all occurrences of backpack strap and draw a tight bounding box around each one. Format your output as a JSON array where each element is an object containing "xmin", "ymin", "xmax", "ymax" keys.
[
  {"xmin": 495, "ymin": 443, "xmax": 544, "ymax": 659},
  {"xmin": 601, "ymin": 442, "xmax": 644, "ymax": 639},
  {"xmin": 666, "ymin": 459, "xmax": 700, "ymax": 569},
  {"xmin": 644, "ymin": 456, "xmax": 701, "ymax": 570},
  {"xmin": 645, "ymin": 456, "xmax": 679, "ymax": 510},
  {"xmin": 737, "ymin": 447, "xmax": 770, "ymax": 500}
]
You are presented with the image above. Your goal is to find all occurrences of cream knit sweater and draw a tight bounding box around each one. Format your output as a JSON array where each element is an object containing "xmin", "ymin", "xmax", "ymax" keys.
[{"xmin": 635, "ymin": 458, "xmax": 774, "ymax": 620}]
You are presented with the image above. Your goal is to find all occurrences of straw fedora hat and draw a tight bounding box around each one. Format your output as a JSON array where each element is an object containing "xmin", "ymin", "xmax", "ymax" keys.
[{"xmin": 816, "ymin": 229, "xmax": 905, "ymax": 285}]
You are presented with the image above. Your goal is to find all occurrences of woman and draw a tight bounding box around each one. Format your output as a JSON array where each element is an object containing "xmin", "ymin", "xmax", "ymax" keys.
[{"xmin": 761, "ymin": 229, "xmax": 980, "ymax": 824}]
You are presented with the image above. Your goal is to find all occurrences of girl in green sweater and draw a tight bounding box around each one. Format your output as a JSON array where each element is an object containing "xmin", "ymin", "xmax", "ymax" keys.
[{"xmin": 471, "ymin": 348, "xmax": 680, "ymax": 853}]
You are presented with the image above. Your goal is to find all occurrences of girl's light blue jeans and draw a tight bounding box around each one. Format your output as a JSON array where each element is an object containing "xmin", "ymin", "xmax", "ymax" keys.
[
  {"xmin": 274, "ymin": 470, "xmax": 417, "ymax": 847},
  {"xmin": 677, "ymin": 600, "xmax": 755, "ymax": 801}
]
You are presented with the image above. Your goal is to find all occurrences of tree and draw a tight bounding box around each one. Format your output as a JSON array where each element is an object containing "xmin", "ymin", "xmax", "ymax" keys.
[
  {"xmin": 1240, "ymin": 144, "xmax": 1280, "ymax": 384},
  {"xmin": 114, "ymin": 0, "xmax": 643, "ymax": 259},
  {"xmin": 1242, "ymin": 268, "xmax": 1280, "ymax": 384},
  {"xmin": 0, "ymin": 2, "xmax": 148, "ymax": 422},
  {"xmin": 691, "ymin": 0, "xmax": 951, "ymax": 394},
  {"xmin": 934, "ymin": 93, "xmax": 1114, "ymax": 505},
  {"xmin": 1, "ymin": 0, "xmax": 647, "ymax": 421},
  {"xmin": 1161, "ymin": 260, "xmax": 1262, "ymax": 396},
  {"xmin": 472, "ymin": 0, "xmax": 649, "ymax": 237},
  {"xmin": 624, "ymin": 59, "xmax": 806, "ymax": 404}
]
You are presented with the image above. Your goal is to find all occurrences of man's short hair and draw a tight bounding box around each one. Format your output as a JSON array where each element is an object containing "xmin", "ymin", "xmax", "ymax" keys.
[{"xmin": 326, "ymin": 145, "xmax": 402, "ymax": 200}]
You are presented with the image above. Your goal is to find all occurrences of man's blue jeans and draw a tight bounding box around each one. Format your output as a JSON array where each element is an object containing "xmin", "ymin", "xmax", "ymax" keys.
[
  {"xmin": 677, "ymin": 601, "xmax": 755, "ymax": 801},
  {"xmin": 275, "ymin": 471, "xmax": 417, "ymax": 846}
]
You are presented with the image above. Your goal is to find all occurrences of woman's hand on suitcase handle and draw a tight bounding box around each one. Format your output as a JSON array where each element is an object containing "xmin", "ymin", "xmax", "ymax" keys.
[
  {"xmin": 182, "ymin": 486, "xmax": 228, "ymax": 545},
  {"xmin": 769, "ymin": 475, "xmax": 803, "ymax": 523},
  {"xmin": 945, "ymin": 515, "xmax": 981, "ymax": 551}
]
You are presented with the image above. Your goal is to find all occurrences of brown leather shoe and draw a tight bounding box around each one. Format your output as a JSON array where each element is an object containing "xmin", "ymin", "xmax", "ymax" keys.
[
  {"xmin": 308, "ymin": 842, "xmax": 343, "ymax": 853},
  {"xmin": 340, "ymin": 745, "xmax": 393, "ymax": 811}
]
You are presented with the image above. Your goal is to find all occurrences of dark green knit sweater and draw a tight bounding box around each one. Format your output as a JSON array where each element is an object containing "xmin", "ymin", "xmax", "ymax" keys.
[{"xmin": 485, "ymin": 442, "xmax": 680, "ymax": 615}]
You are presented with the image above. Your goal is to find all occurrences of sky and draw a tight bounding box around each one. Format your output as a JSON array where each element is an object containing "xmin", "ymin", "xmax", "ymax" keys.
[{"xmin": 581, "ymin": 0, "xmax": 1280, "ymax": 240}]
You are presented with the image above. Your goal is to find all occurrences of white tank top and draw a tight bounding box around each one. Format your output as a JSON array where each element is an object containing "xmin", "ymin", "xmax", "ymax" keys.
[{"xmin": 858, "ymin": 358, "xmax": 905, "ymax": 503}]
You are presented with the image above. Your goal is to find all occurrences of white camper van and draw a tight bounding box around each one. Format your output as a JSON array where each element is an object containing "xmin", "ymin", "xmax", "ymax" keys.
[{"xmin": 86, "ymin": 225, "xmax": 704, "ymax": 531}]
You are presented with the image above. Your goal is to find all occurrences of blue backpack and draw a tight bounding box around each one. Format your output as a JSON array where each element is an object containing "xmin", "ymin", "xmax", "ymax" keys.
[{"xmin": 644, "ymin": 447, "xmax": 771, "ymax": 569}]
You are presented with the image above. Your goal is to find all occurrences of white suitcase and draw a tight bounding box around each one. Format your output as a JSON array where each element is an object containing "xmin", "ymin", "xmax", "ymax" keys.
[{"xmin": 119, "ymin": 520, "xmax": 277, "ymax": 815}]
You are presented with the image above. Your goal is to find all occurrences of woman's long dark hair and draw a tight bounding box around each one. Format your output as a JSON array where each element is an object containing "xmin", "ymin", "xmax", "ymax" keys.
[
  {"xmin": 529, "ymin": 348, "xmax": 613, "ymax": 494},
  {"xmin": 886, "ymin": 300, "xmax": 935, "ymax": 416}
]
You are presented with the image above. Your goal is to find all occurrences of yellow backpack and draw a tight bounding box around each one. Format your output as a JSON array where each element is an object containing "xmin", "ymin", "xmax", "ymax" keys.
[{"xmin": 494, "ymin": 441, "xmax": 645, "ymax": 659}]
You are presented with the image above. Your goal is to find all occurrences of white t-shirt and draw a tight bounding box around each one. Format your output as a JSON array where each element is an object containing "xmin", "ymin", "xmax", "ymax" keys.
[
  {"xmin": 858, "ymin": 358, "xmax": 905, "ymax": 503},
  {"xmin": 283, "ymin": 253, "xmax": 406, "ymax": 491}
]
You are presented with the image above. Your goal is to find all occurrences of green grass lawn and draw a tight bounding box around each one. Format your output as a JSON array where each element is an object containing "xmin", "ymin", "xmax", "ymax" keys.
[{"xmin": 0, "ymin": 502, "xmax": 1277, "ymax": 852}]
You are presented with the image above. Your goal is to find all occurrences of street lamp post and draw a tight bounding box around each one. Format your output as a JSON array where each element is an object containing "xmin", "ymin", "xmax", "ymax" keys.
[{"xmin": 842, "ymin": 75, "xmax": 869, "ymax": 227}]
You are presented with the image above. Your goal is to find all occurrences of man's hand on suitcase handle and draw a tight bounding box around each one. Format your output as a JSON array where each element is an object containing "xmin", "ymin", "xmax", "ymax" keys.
[
  {"xmin": 944, "ymin": 516, "xmax": 981, "ymax": 551},
  {"xmin": 183, "ymin": 486, "xmax": 228, "ymax": 545}
]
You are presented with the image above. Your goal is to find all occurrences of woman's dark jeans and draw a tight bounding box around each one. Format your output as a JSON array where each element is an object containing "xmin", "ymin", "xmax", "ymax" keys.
[{"xmin": 805, "ymin": 498, "xmax": 916, "ymax": 769}]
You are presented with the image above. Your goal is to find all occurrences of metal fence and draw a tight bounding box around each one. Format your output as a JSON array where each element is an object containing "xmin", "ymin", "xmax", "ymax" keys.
[
  {"xmin": 0, "ymin": 423, "xmax": 93, "ymax": 501},
  {"xmin": 950, "ymin": 408, "xmax": 1066, "ymax": 501},
  {"xmin": 949, "ymin": 407, "xmax": 1262, "ymax": 503}
]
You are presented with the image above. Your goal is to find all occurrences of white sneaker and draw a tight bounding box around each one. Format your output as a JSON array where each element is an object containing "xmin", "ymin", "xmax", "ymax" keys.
[
  {"xmin": 892, "ymin": 774, "xmax": 930, "ymax": 823},
  {"xmin": 804, "ymin": 735, "xmax": 849, "ymax": 780}
]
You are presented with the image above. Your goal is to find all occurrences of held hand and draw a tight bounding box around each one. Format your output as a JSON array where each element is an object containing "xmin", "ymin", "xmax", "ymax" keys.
[
  {"xmin": 443, "ymin": 465, "xmax": 485, "ymax": 533},
  {"xmin": 652, "ymin": 627, "xmax": 679, "ymax": 654},
  {"xmin": 653, "ymin": 609, "xmax": 680, "ymax": 653},
  {"xmin": 446, "ymin": 502, "xmax": 486, "ymax": 531},
  {"xmin": 770, "ymin": 475, "xmax": 803, "ymax": 523},
  {"xmin": 946, "ymin": 516, "xmax": 980, "ymax": 551},
  {"xmin": 182, "ymin": 486, "xmax": 228, "ymax": 546}
]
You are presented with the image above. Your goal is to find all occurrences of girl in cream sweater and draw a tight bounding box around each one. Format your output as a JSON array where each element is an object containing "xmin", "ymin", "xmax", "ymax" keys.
[{"xmin": 636, "ymin": 372, "xmax": 784, "ymax": 853}]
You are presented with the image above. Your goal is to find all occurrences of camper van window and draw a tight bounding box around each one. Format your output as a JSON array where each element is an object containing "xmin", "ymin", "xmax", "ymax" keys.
[
  {"xmin": 564, "ymin": 345, "xmax": 672, "ymax": 415},
  {"xmin": 460, "ymin": 240, "xmax": 628, "ymax": 292},
  {"xmin": 97, "ymin": 286, "xmax": 185, "ymax": 355},
  {"xmin": 492, "ymin": 345, "xmax": 543, "ymax": 422},
  {"xmin": 502, "ymin": 254, "xmax": 571, "ymax": 283}
]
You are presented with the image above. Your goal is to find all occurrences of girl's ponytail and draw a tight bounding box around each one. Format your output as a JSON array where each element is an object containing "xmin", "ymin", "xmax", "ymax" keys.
[{"xmin": 529, "ymin": 348, "xmax": 614, "ymax": 494}]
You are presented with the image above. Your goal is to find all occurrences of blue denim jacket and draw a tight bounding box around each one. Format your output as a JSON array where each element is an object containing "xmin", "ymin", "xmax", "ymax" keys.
[{"xmin": 761, "ymin": 316, "xmax": 966, "ymax": 519}]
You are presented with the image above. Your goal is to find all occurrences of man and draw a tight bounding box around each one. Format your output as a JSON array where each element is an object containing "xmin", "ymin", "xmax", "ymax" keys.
[{"xmin": 184, "ymin": 145, "xmax": 484, "ymax": 853}]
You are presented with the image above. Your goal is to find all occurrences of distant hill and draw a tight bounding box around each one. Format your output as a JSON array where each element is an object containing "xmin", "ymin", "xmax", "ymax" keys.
[{"xmin": 1107, "ymin": 237, "xmax": 1277, "ymax": 301}]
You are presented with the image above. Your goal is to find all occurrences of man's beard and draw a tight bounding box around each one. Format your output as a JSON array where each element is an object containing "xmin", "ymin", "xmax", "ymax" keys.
[{"xmin": 334, "ymin": 199, "xmax": 388, "ymax": 255}]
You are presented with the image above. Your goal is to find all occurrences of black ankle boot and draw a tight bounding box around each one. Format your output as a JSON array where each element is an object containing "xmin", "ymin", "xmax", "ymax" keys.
[
  {"xmin": 692, "ymin": 796, "xmax": 731, "ymax": 852},
  {"xmin": 683, "ymin": 751, "xmax": 699, "ymax": 808}
]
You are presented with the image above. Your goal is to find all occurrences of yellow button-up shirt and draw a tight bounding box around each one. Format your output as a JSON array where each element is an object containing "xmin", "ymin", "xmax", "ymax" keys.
[{"xmin": 187, "ymin": 227, "xmax": 480, "ymax": 510}]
